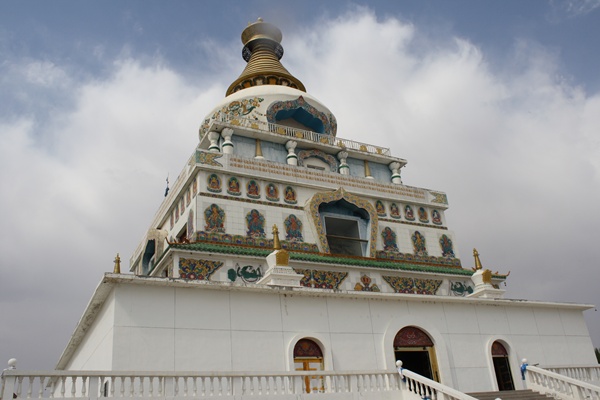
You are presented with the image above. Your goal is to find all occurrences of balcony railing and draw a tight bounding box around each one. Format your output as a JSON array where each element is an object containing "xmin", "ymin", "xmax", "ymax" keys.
[
  {"xmin": 214, "ymin": 115, "xmax": 392, "ymax": 156},
  {"xmin": 525, "ymin": 365, "xmax": 600, "ymax": 400}
]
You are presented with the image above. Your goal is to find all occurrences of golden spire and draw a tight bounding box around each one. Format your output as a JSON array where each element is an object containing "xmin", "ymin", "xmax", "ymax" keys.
[
  {"xmin": 272, "ymin": 224, "xmax": 281, "ymax": 250},
  {"xmin": 473, "ymin": 248, "xmax": 483, "ymax": 270},
  {"xmin": 113, "ymin": 253, "xmax": 121, "ymax": 274},
  {"xmin": 226, "ymin": 18, "xmax": 306, "ymax": 96}
]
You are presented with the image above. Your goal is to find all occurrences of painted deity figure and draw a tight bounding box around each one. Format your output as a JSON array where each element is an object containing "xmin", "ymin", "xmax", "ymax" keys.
[
  {"xmin": 266, "ymin": 183, "xmax": 279, "ymax": 201},
  {"xmin": 381, "ymin": 227, "xmax": 399, "ymax": 252},
  {"xmin": 207, "ymin": 174, "xmax": 221, "ymax": 192},
  {"xmin": 412, "ymin": 231, "xmax": 427, "ymax": 256},
  {"xmin": 432, "ymin": 210, "xmax": 442, "ymax": 224},
  {"xmin": 284, "ymin": 214, "xmax": 303, "ymax": 242},
  {"xmin": 246, "ymin": 209, "xmax": 266, "ymax": 238},
  {"xmin": 247, "ymin": 180, "xmax": 260, "ymax": 198},
  {"xmin": 376, "ymin": 200, "xmax": 386, "ymax": 216},
  {"xmin": 418, "ymin": 207, "xmax": 429, "ymax": 223},
  {"xmin": 439, "ymin": 234, "xmax": 454, "ymax": 257},
  {"xmin": 390, "ymin": 203, "xmax": 400, "ymax": 219},
  {"xmin": 404, "ymin": 205, "xmax": 415, "ymax": 221},
  {"xmin": 204, "ymin": 204, "xmax": 225, "ymax": 233},
  {"xmin": 284, "ymin": 186, "xmax": 297, "ymax": 204},
  {"xmin": 228, "ymin": 177, "xmax": 241, "ymax": 195}
]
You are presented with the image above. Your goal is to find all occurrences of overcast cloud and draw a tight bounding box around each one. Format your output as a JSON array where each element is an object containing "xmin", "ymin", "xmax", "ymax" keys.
[{"xmin": 1, "ymin": 7, "xmax": 599, "ymax": 370}]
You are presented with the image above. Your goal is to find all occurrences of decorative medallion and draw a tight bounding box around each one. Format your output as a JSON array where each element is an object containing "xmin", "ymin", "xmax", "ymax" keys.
[
  {"xmin": 179, "ymin": 258, "xmax": 223, "ymax": 281},
  {"xmin": 284, "ymin": 214, "xmax": 303, "ymax": 242},
  {"xmin": 381, "ymin": 227, "xmax": 399, "ymax": 252},
  {"xmin": 284, "ymin": 186, "xmax": 297, "ymax": 204},
  {"xmin": 390, "ymin": 203, "xmax": 401, "ymax": 219},
  {"xmin": 204, "ymin": 204, "xmax": 225, "ymax": 233},
  {"xmin": 439, "ymin": 234, "xmax": 455, "ymax": 258},
  {"xmin": 196, "ymin": 151, "xmax": 223, "ymax": 167},
  {"xmin": 412, "ymin": 231, "xmax": 428, "ymax": 256},
  {"xmin": 418, "ymin": 207, "xmax": 429, "ymax": 223},
  {"xmin": 376, "ymin": 200, "xmax": 386, "ymax": 217},
  {"xmin": 227, "ymin": 177, "xmax": 242, "ymax": 196},
  {"xmin": 293, "ymin": 268, "xmax": 348, "ymax": 290},
  {"xmin": 297, "ymin": 149, "xmax": 338, "ymax": 172},
  {"xmin": 432, "ymin": 210, "xmax": 442, "ymax": 225},
  {"xmin": 227, "ymin": 264, "xmax": 263, "ymax": 283},
  {"xmin": 207, "ymin": 174, "xmax": 222, "ymax": 193},
  {"xmin": 354, "ymin": 274, "xmax": 380, "ymax": 292},
  {"xmin": 266, "ymin": 96, "xmax": 337, "ymax": 136},
  {"xmin": 404, "ymin": 205, "xmax": 415, "ymax": 221},
  {"xmin": 266, "ymin": 183, "xmax": 279, "ymax": 202},
  {"xmin": 450, "ymin": 281, "xmax": 473, "ymax": 296},
  {"xmin": 247, "ymin": 180, "xmax": 261, "ymax": 199},
  {"xmin": 246, "ymin": 209, "xmax": 266, "ymax": 238}
]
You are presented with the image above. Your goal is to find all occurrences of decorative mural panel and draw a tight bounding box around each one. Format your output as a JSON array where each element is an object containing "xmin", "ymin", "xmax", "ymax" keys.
[
  {"xmin": 432, "ymin": 210, "xmax": 442, "ymax": 225},
  {"xmin": 383, "ymin": 276, "xmax": 442, "ymax": 295},
  {"xmin": 200, "ymin": 97, "xmax": 264, "ymax": 136},
  {"xmin": 412, "ymin": 231, "xmax": 428, "ymax": 256},
  {"xmin": 179, "ymin": 258, "xmax": 223, "ymax": 281},
  {"xmin": 450, "ymin": 281, "xmax": 473, "ymax": 296},
  {"xmin": 375, "ymin": 200, "xmax": 386, "ymax": 217},
  {"xmin": 439, "ymin": 234, "xmax": 455, "ymax": 258},
  {"xmin": 196, "ymin": 151, "xmax": 223, "ymax": 167},
  {"xmin": 292, "ymin": 268, "xmax": 348, "ymax": 290},
  {"xmin": 246, "ymin": 209, "xmax": 266, "ymax": 238},
  {"xmin": 375, "ymin": 250, "xmax": 462, "ymax": 267},
  {"xmin": 284, "ymin": 214, "xmax": 303, "ymax": 242},
  {"xmin": 306, "ymin": 187, "xmax": 378, "ymax": 257},
  {"xmin": 247, "ymin": 180, "xmax": 261, "ymax": 199},
  {"xmin": 266, "ymin": 96, "xmax": 337, "ymax": 136},
  {"xmin": 227, "ymin": 264, "xmax": 263, "ymax": 283},
  {"xmin": 187, "ymin": 210, "xmax": 194, "ymax": 240},
  {"xmin": 192, "ymin": 178, "xmax": 198, "ymax": 196},
  {"xmin": 390, "ymin": 203, "xmax": 401, "ymax": 219},
  {"xmin": 297, "ymin": 149, "xmax": 338, "ymax": 172},
  {"xmin": 186, "ymin": 190, "xmax": 191, "ymax": 207},
  {"xmin": 404, "ymin": 205, "xmax": 415, "ymax": 221},
  {"xmin": 381, "ymin": 227, "xmax": 399, "ymax": 252},
  {"xmin": 430, "ymin": 192, "xmax": 448, "ymax": 205},
  {"xmin": 170, "ymin": 213, "xmax": 174, "ymax": 229},
  {"xmin": 194, "ymin": 231, "xmax": 319, "ymax": 252},
  {"xmin": 204, "ymin": 204, "xmax": 225, "ymax": 233},
  {"xmin": 266, "ymin": 183, "xmax": 279, "ymax": 201},
  {"xmin": 418, "ymin": 207, "xmax": 429, "ymax": 223},
  {"xmin": 393, "ymin": 327, "xmax": 434, "ymax": 347},
  {"xmin": 207, "ymin": 174, "xmax": 222, "ymax": 193},
  {"xmin": 227, "ymin": 177, "xmax": 242, "ymax": 196},
  {"xmin": 284, "ymin": 186, "xmax": 297, "ymax": 204},
  {"xmin": 354, "ymin": 274, "xmax": 380, "ymax": 292}
]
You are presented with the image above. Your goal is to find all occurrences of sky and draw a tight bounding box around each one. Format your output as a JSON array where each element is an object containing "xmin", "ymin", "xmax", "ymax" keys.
[{"xmin": 1, "ymin": 0, "xmax": 600, "ymax": 371}]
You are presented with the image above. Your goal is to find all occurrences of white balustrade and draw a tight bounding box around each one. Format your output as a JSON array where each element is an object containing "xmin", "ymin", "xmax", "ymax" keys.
[
  {"xmin": 400, "ymin": 368, "xmax": 478, "ymax": 400},
  {"xmin": 541, "ymin": 365, "xmax": 600, "ymax": 384},
  {"xmin": 525, "ymin": 365, "xmax": 600, "ymax": 400}
]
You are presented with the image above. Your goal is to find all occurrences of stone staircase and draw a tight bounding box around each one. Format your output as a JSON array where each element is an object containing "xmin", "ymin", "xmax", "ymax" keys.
[{"xmin": 468, "ymin": 390, "xmax": 552, "ymax": 400}]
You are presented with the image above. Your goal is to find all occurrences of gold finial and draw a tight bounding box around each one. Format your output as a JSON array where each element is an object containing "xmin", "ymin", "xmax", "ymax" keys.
[
  {"xmin": 272, "ymin": 224, "xmax": 281, "ymax": 250},
  {"xmin": 473, "ymin": 248, "xmax": 483, "ymax": 270},
  {"xmin": 255, "ymin": 139, "xmax": 263, "ymax": 158},
  {"xmin": 113, "ymin": 253, "xmax": 121, "ymax": 274}
]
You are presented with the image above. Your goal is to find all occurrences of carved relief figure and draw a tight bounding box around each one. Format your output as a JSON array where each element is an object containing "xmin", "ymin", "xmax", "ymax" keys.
[
  {"xmin": 405, "ymin": 205, "xmax": 415, "ymax": 221},
  {"xmin": 284, "ymin": 214, "xmax": 303, "ymax": 242},
  {"xmin": 247, "ymin": 180, "xmax": 260, "ymax": 199},
  {"xmin": 204, "ymin": 204, "xmax": 225, "ymax": 233},
  {"xmin": 284, "ymin": 186, "xmax": 297, "ymax": 204},
  {"xmin": 432, "ymin": 210, "xmax": 442, "ymax": 225},
  {"xmin": 390, "ymin": 203, "xmax": 401, "ymax": 219},
  {"xmin": 381, "ymin": 227, "xmax": 399, "ymax": 252},
  {"xmin": 375, "ymin": 200, "xmax": 386, "ymax": 217},
  {"xmin": 418, "ymin": 207, "xmax": 429, "ymax": 223},
  {"xmin": 266, "ymin": 183, "xmax": 279, "ymax": 201},
  {"xmin": 439, "ymin": 234, "xmax": 455, "ymax": 257},
  {"xmin": 207, "ymin": 174, "xmax": 222, "ymax": 193},
  {"xmin": 227, "ymin": 177, "xmax": 241, "ymax": 196},
  {"xmin": 246, "ymin": 209, "xmax": 266, "ymax": 238},
  {"xmin": 412, "ymin": 231, "xmax": 428, "ymax": 256}
]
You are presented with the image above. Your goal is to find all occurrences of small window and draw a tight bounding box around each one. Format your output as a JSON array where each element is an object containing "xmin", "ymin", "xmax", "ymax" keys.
[{"xmin": 324, "ymin": 216, "xmax": 367, "ymax": 256}]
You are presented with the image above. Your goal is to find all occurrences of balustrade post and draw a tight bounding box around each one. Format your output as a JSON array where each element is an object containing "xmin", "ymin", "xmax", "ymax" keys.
[
  {"xmin": 285, "ymin": 141, "xmax": 298, "ymax": 165},
  {"xmin": 208, "ymin": 131, "xmax": 221, "ymax": 153},
  {"xmin": 221, "ymin": 128, "xmax": 234, "ymax": 154},
  {"xmin": 389, "ymin": 162, "xmax": 402, "ymax": 184},
  {"xmin": 88, "ymin": 376, "xmax": 99, "ymax": 400},
  {"xmin": 337, "ymin": 151, "xmax": 349, "ymax": 175},
  {"xmin": 1, "ymin": 369, "xmax": 17, "ymax": 400}
]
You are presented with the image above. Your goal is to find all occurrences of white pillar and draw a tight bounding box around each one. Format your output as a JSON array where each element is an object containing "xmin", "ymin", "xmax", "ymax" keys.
[
  {"xmin": 285, "ymin": 140, "xmax": 298, "ymax": 165},
  {"xmin": 208, "ymin": 131, "xmax": 220, "ymax": 153},
  {"xmin": 221, "ymin": 128, "xmax": 234, "ymax": 154},
  {"xmin": 337, "ymin": 151, "xmax": 349, "ymax": 175},
  {"xmin": 389, "ymin": 161, "xmax": 402, "ymax": 184}
]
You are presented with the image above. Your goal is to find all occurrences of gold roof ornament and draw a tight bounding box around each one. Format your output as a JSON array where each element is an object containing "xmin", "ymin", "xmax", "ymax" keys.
[
  {"xmin": 113, "ymin": 253, "xmax": 121, "ymax": 274},
  {"xmin": 226, "ymin": 18, "xmax": 306, "ymax": 96},
  {"xmin": 473, "ymin": 248, "xmax": 483, "ymax": 271},
  {"xmin": 272, "ymin": 224, "xmax": 281, "ymax": 250}
]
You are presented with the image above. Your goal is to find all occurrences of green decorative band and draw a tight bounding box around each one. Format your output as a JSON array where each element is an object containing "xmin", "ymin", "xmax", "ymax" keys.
[
  {"xmin": 194, "ymin": 231, "xmax": 320, "ymax": 253},
  {"xmin": 376, "ymin": 250, "xmax": 461, "ymax": 267}
]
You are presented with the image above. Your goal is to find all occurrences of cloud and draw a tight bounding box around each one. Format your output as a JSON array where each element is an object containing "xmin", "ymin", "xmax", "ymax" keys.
[{"xmin": 1, "ymin": 8, "xmax": 599, "ymax": 369}]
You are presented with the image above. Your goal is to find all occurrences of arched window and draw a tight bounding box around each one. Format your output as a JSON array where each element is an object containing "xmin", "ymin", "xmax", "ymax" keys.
[{"xmin": 293, "ymin": 339, "xmax": 324, "ymax": 393}]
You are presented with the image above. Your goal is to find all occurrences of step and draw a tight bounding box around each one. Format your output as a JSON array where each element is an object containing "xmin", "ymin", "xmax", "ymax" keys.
[{"xmin": 467, "ymin": 389, "xmax": 551, "ymax": 400}]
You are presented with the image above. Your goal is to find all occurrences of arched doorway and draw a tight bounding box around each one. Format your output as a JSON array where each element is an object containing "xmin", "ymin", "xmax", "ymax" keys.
[
  {"xmin": 492, "ymin": 341, "xmax": 515, "ymax": 390},
  {"xmin": 293, "ymin": 339, "xmax": 324, "ymax": 393},
  {"xmin": 394, "ymin": 327, "xmax": 440, "ymax": 381}
]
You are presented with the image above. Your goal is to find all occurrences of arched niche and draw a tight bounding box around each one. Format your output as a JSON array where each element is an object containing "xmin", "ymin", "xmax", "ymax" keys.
[
  {"xmin": 393, "ymin": 326, "xmax": 440, "ymax": 382},
  {"xmin": 266, "ymin": 96, "xmax": 337, "ymax": 136}
]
